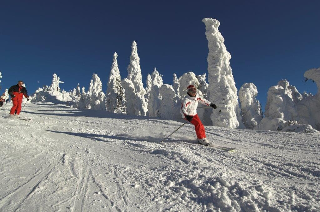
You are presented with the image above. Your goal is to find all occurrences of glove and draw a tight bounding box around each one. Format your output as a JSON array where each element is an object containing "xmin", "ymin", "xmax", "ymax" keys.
[
  {"xmin": 210, "ymin": 103, "xmax": 217, "ymax": 109},
  {"xmin": 185, "ymin": 115, "xmax": 193, "ymax": 122}
]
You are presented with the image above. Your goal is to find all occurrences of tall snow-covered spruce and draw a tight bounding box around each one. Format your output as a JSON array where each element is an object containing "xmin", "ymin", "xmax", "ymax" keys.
[
  {"xmin": 147, "ymin": 68, "xmax": 163, "ymax": 117},
  {"xmin": 203, "ymin": 18, "xmax": 240, "ymax": 129},
  {"xmin": 122, "ymin": 41, "xmax": 147, "ymax": 116},
  {"xmin": 86, "ymin": 74, "xmax": 106, "ymax": 110},
  {"xmin": 106, "ymin": 52, "xmax": 126, "ymax": 113}
]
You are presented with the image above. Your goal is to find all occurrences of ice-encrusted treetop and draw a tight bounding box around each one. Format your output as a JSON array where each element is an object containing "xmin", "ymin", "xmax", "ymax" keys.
[
  {"xmin": 304, "ymin": 68, "xmax": 320, "ymax": 95},
  {"xmin": 127, "ymin": 41, "xmax": 145, "ymax": 96}
]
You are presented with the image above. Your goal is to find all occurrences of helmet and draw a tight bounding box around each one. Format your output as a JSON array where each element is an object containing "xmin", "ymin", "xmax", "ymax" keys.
[{"xmin": 187, "ymin": 85, "xmax": 197, "ymax": 94}]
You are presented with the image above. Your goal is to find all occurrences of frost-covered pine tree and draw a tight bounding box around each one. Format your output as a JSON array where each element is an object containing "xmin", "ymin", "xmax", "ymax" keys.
[
  {"xmin": 32, "ymin": 73, "xmax": 72, "ymax": 102},
  {"xmin": 173, "ymin": 73, "xmax": 180, "ymax": 98},
  {"xmin": 239, "ymin": 83, "xmax": 262, "ymax": 129},
  {"xmin": 122, "ymin": 78, "xmax": 147, "ymax": 116},
  {"xmin": 106, "ymin": 52, "xmax": 126, "ymax": 113},
  {"xmin": 127, "ymin": 41, "xmax": 146, "ymax": 97},
  {"xmin": 123, "ymin": 41, "xmax": 147, "ymax": 116},
  {"xmin": 70, "ymin": 83, "xmax": 82, "ymax": 106},
  {"xmin": 87, "ymin": 74, "xmax": 106, "ymax": 110},
  {"xmin": 147, "ymin": 68, "xmax": 163, "ymax": 117},
  {"xmin": 298, "ymin": 68, "xmax": 320, "ymax": 130},
  {"xmin": 51, "ymin": 73, "xmax": 64, "ymax": 94},
  {"xmin": 259, "ymin": 80, "xmax": 303, "ymax": 131},
  {"xmin": 158, "ymin": 84, "xmax": 181, "ymax": 120},
  {"xmin": 197, "ymin": 73, "xmax": 209, "ymax": 98},
  {"xmin": 178, "ymin": 72, "xmax": 200, "ymax": 97},
  {"xmin": 203, "ymin": 18, "xmax": 240, "ymax": 129}
]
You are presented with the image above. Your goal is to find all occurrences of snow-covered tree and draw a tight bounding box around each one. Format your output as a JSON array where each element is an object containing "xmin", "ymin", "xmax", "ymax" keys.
[
  {"xmin": 123, "ymin": 41, "xmax": 147, "ymax": 116},
  {"xmin": 158, "ymin": 84, "xmax": 181, "ymax": 120},
  {"xmin": 51, "ymin": 73, "xmax": 64, "ymax": 94},
  {"xmin": 122, "ymin": 78, "xmax": 147, "ymax": 116},
  {"xmin": 76, "ymin": 87, "xmax": 89, "ymax": 109},
  {"xmin": 197, "ymin": 73, "xmax": 209, "ymax": 98},
  {"xmin": 239, "ymin": 83, "xmax": 262, "ymax": 129},
  {"xmin": 87, "ymin": 74, "xmax": 106, "ymax": 110},
  {"xmin": 106, "ymin": 52, "xmax": 126, "ymax": 113},
  {"xmin": 203, "ymin": 18, "xmax": 240, "ymax": 129},
  {"xmin": 147, "ymin": 68, "xmax": 163, "ymax": 117},
  {"xmin": 298, "ymin": 68, "xmax": 320, "ymax": 130},
  {"xmin": 259, "ymin": 80, "xmax": 303, "ymax": 131},
  {"xmin": 173, "ymin": 73, "xmax": 180, "ymax": 98},
  {"xmin": 178, "ymin": 72, "xmax": 200, "ymax": 97},
  {"xmin": 32, "ymin": 74, "xmax": 72, "ymax": 103},
  {"xmin": 70, "ymin": 83, "xmax": 82, "ymax": 107},
  {"xmin": 127, "ymin": 41, "xmax": 146, "ymax": 97}
]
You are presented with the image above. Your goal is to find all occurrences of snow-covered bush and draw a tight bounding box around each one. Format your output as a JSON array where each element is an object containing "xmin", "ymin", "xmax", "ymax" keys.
[
  {"xmin": 106, "ymin": 52, "xmax": 126, "ymax": 114},
  {"xmin": 203, "ymin": 18, "xmax": 240, "ymax": 129},
  {"xmin": 239, "ymin": 83, "xmax": 263, "ymax": 129},
  {"xmin": 147, "ymin": 68, "xmax": 163, "ymax": 117}
]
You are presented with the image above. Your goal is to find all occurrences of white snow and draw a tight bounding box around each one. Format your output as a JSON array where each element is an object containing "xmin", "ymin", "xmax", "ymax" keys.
[{"xmin": 0, "ymin": 102, "xmax": 319, "ymax": 211}]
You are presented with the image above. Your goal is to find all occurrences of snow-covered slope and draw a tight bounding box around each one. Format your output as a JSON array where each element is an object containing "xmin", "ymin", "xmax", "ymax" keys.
[{"xmin": 0, "ymin": 103, "xmax": 319, "ymax": 211}]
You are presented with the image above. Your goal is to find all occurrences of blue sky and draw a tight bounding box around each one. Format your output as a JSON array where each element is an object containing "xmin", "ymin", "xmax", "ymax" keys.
[{"xmin": 1, "ymin": 0, "xmax": 319, "ymax": 110}]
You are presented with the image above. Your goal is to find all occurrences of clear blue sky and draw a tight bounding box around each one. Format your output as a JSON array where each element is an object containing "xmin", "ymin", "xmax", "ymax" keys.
[{"xmin": 1, "ymin": 0, "xmax": 319, "ymax": 110}]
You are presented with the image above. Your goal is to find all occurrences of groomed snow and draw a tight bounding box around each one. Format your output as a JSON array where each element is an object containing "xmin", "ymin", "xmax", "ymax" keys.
[{"xmin": 0, "ymin": 102, "xmax": 319, "ymax": 211}]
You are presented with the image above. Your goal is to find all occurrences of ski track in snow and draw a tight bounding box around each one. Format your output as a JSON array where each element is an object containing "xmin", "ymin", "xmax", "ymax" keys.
[{"xmin": 0, "ymin": 103, "xmax": 319, "ymax": 211}]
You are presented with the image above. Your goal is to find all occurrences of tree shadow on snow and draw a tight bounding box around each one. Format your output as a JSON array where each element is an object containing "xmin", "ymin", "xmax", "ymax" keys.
[
  {"xmin": 47, "ymin": 130, "xmax": 167, "ymax": 144},
  {"xmin": 25, "ymin": 104, "xmax": 182, "ymax": 124},
  {"xmin": 47, "ymin": 130, "xmax": 195, "ymax": 146}
]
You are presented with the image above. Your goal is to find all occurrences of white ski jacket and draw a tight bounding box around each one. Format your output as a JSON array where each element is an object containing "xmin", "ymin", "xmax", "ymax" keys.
[{"xmin": 180, "ymin": 94, "xmax": 212, "ymax": 117}]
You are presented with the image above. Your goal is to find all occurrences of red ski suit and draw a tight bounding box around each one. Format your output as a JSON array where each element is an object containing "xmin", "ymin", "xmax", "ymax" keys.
[
  {"xmin": 8, "ymin": 84, "xmax": 29, "ymax": 115},
  {"xmin": 180, "ymin": 94, "xmax": 212, "ymax": 139}
]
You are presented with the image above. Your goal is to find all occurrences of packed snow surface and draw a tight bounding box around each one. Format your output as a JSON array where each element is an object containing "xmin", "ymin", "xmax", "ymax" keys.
[{"xmin": 0, "ymin": 103, "xmax": 319, "ymax": 211}]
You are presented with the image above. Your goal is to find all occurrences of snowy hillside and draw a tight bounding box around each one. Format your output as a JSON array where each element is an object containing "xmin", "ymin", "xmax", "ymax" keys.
[{"xmin": 0, "ymin": 102, "xmax": 319, "ymax": 211}]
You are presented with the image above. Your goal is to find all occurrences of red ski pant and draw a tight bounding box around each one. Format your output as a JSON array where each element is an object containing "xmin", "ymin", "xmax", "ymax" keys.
[
  {"xmin": 10, "ymin": 98, "xmax": 23, "ymax": 115},
  {"xmin": 189, "ymin": 114, "xmax": 206, "ymax": 139}
]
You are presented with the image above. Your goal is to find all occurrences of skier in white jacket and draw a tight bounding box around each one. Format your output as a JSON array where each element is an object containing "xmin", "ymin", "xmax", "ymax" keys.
[{"xmin": 181, "ymin": 85, "xmax": 217, "ymax": 145}]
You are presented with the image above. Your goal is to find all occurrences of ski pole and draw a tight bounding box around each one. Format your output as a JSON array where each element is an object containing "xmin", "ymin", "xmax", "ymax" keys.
[{"xmin": 160, "ymin": 122, "xmax": 186, "ymax": 143}]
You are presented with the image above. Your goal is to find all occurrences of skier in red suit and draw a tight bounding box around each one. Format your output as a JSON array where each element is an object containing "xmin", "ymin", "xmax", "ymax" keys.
[
  {"xmin": 180, "ymin": 85, "xmax": 217, "ymax": 146},
  {"xmin": 8, "ymin": 81, "xmax": 29, "ymax": 117}
]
